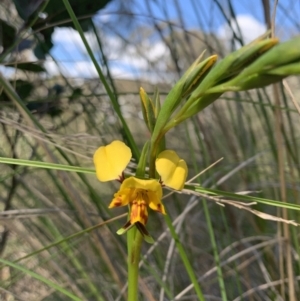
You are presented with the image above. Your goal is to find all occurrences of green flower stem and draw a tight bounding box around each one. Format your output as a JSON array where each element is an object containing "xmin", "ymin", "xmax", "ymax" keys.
[
  {"xmin": 127, "ymin": 230, "xmax": 144, "ymax": 301},
  {"xmin": 149, "ymin": 150, "xmax": 157, "ymax": 179},
  {"xmin": 149, "ymin": 134, "xmax": 164, "ymax": 179},
  {"xmin": 126, "ymin": 141, "xmax": 150, "ymax": 300}
]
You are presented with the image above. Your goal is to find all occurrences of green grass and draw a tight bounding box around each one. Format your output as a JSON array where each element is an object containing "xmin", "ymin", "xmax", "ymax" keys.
[{"xmin": 0, "ymin": 0, "xmax": 300, "ymax": 300}]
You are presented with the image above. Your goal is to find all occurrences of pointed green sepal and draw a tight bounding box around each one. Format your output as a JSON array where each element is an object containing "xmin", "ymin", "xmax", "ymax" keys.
[
  {"xmin": 136, "ymin": 223, "xmax": 154, "ymax": 244},
  {"xmin": 117, "ymin": 222, "xmax": 154, "ymax": 244},
  {"xmin": 117, "ymin": 220, "xmax": 135, "ymax": 235}
]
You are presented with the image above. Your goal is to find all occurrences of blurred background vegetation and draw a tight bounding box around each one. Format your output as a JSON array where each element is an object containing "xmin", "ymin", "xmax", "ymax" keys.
[{"xmin": 0, "ymin": 0, "xmax": 300, "ymax": 300}]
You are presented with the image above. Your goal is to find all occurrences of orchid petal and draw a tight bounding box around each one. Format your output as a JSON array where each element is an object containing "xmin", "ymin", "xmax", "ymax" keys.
[
  {"xmin": 148, "ymin": 191, "xmax": 166, "ymax": 214},
  {"xmin": 155, "ymin": 150, "xmax": 188, "ymax": 190},
  {"xmin": 93, "ymin": 140, "xmax": 132, "ymax": 182},
  {"xmin": 121, "ymin": 177, "xmax": 163, "ymax": 200},
  {"xmin": 108, "ymin": 188, "xmax": 132, "ymax": 208}
]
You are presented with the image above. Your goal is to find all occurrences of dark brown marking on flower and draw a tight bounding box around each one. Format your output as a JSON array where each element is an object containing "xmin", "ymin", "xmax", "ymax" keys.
[
  {"xmin": 140, "ymin": 204, "xmax": 148, "ymax": 225},
  {"xmin": 117, "ymin": 172, "xmax": 125, "ymax": 183},
  {"xmin": 130, "ymin": 198, "xmax": 148, "ymax": 225},
  {"xmin": 159, "ymin": 178, "xmax": 165, "ymax": 187},
  {"xmin": 136, "ymin": 222, "xmax": 150, "ymax": 237},
  {"xmin": 113, "ymin": 197, "xmax": 123, "ymax": 207},
  {"xmin": 141, "ymin": 191, "xmax": 150, "ymax": 205},
  {"xmin": 130, "ymin": 200, "xmax": 138, "ymax": 221},
  {"xmin": 123, "ymin": 220, "xmax": 132, "ymax": 229}
]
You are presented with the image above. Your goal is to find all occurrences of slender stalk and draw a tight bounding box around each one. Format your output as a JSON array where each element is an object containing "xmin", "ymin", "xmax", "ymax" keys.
[
  {"xmin": 127, "ymin": 231, "xmax": 144, "ymax": 301},
  {"xmin": 126, "ymin": 141, "xmax": 150, "ymax": 300}
]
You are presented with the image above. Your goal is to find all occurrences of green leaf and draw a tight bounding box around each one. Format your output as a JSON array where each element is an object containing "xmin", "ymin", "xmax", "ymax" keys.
[
  {"xmin": 0, "ymin": 80, "xmax": 33, "ymax": 102},
  {"xmin": 12, "ymin": 0, "xmax": 45, "ymax": 20},
  {"xmin": 34, "ymin": 33, "xmax": 54, "ymax": 59},
  {"xmin": 0, "ymin": 157, "xmax": 95, "ymax": 174},
  {"xmin": 266, "ymin": 63, "xmax": 300, "ymax": 76},
  {"xmin": 191, "ymin": 186, "xmax": 300, "ymax": 211},
  {"xmin": 5, "ymin": 62, "xmax": 46, "ymax": 72},
  {"xmin": 139, "ymin": 88, "xmax": 156, "ymax": 133},
  {"xmin": 0, "ymin": 19, "xmax": 16, "ymax": 51},
  {"xmin": 13, "ymin": 0, "xmax": 112, "ymax": 57}
]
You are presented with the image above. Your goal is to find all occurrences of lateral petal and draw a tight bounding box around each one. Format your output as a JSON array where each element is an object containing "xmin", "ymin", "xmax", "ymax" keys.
[
  {"xmin": 93, "ymin": 140, "xmax": 132, "ymax": 182},
  {"xmin": 155, "ymin": 150, "xmax": 188, "ymax": 190},
  {"xmin": 148, "ymin": 191, "xmax": 166, "ymax": 214},
  {"xmin": 108, "ymin": 188, "xmax": 132, "ymax": 208}
]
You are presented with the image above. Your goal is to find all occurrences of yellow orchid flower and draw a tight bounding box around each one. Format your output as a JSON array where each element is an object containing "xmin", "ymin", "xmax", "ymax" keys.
[
  {"xmin": 109, "ymin": 177, "xmax": 165, "ymax": 241},
  {"xmin": 93, "ymin": 140, "xmax": 188, "ymax": 241}
]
